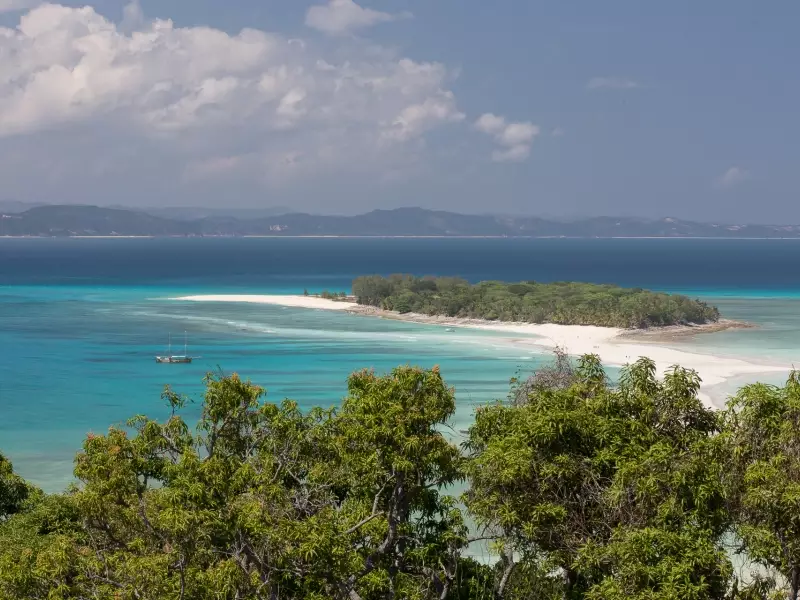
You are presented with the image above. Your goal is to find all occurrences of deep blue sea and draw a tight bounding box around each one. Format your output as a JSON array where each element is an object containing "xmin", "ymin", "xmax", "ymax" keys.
[{"xmin": 3, "ymin": 237, "xmax": 800, "ymax": 492}]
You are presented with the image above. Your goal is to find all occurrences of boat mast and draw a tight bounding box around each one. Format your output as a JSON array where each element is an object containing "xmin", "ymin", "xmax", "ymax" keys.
[
  {"xmin": 168, "ymin": 333, "xmax": 171, "ymax": 355},
  {"xmin": 184, "ymin": 331, "xmax": 188, "ymax": 356}
]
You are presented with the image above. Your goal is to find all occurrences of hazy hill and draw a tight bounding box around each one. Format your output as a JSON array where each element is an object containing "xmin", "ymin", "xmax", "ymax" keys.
[
  {"xmin": 0, "ymin": 200, "xmax": 45, "ymax": 213},
  {"xmin": 125, "ymin": 205, "xmax": 294, "ymax": 221},
  {"xmin": 0, "ymin": 205, "xmax": 193, "ymax": 236},
  {"xmin": 3, "ymin": 204, "xmax": 800, "ymax": 238}
]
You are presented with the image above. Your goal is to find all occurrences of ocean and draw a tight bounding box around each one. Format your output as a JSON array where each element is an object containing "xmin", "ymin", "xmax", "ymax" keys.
[{"xmin": 2, "ymin": 237, "xmax": 800, "ymax": 492}]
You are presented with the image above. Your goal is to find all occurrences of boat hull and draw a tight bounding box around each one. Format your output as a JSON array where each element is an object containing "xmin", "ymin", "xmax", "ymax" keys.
[{"xmin": 155, "ymin": 356, "xmax": 192, "ymax": 364}]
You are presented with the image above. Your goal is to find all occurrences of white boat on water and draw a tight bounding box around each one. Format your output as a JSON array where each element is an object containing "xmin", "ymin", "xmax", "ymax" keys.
[{"xmin": 156, "ymin": 332, "xmax": 194, "ymax": 364}]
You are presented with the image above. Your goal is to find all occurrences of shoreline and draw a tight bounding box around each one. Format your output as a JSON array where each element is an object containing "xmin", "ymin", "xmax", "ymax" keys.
[
  {"xmin": 170, "ymin": 294, "xmax": 788, "ymax": 408},
  {"xmin": 6, "ymin": 235, "xmax": 800, "ymax": 240},
  {"xmin": 343, "ymin": 305, "xmax": 752, "ymax": 338},
  {"xmin": 617, "ymin": 319, "xmax": 755, "ymax": 342}
]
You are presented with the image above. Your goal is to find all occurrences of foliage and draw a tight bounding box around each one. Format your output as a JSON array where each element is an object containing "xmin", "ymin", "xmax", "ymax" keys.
[
  {"xmin": 4, "ymin": 358, "xmax": 800, "ymax": 599},
  {"xmin": 508, "ymin": 346, "xmax": 576, "ymax": 405},
  {"xmin": 0, "ymin": 453, "xmax": 33, "ymax": 520},
  {"xmin": 351, "ymin": 275, "xmax": 720, "ymax": 328},
  {"xmin": 464, "ymin": 355, "xmax": 731, "ymax": 599},
  {"xmin": 0, "ymin": 368, "xmax": 474, "ymax": 600},
  {"xmin": 319, "ymin": 290, "xmax": 349, "ymax": 300},
  {"xmin": 723, "ymin": 372, "xmax": 800, "ymax": 600}
]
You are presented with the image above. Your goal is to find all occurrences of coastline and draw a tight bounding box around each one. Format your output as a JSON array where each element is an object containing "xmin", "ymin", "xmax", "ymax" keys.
[
  {"xmin": 617, "ymin": 319, "xmax": 755, "ymax": 342},
  {"xmin": 344, "ymin": 305, "xmax": 752, "ymax": 337},
  {"xmin": 174, "ymin": 294, "xmax": 359, "ymax": 310},
  {"xmin": 6, "ymin": 235, "xmax": 800, "ymax": 240},
  {"xmin": 171, "ymin": 294, "xmax": 788, "ymax": 408}
]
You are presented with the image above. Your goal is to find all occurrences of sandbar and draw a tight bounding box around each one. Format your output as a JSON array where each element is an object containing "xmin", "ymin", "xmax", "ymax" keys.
[
  {"xmin": 174, "ymin": 294, "xmax": 359, "ymax": 311},
  {"xmin": 170, "ymin": 294, "xmax": 788, "ymax": 408}
]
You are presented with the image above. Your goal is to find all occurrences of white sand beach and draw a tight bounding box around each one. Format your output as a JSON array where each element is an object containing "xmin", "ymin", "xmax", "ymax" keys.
[
  {"xmin": 174, "ymin": 294, "xmax": 359, "ymax": 310},
  {"xmin": 170, "ymin": 294, "xmax": 789, "ymax": 408}
]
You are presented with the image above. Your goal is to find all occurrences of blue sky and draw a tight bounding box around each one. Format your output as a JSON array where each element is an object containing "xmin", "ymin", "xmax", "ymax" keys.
[{"xmin": 0, "ymin": 0, "xmax": 796, "ymax": 222}]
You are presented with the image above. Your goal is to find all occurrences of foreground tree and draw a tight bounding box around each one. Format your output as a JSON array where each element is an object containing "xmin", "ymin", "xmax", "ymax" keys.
[
  {"xmin": 0, "ymin": 367, "xmax": 472, "ymax": 600},
  {"xmin": 6, "ymin": 358, "xmax": 800, "ymax": 599},
  {"xmin": 723, "ymin": 372, "xmax": 800, "ymax": 600},
  {"xmin": 0, "ymin": 453, "xmax": 31, "ymax": 520},
  {"xmin": 464, "ymin": 355, "xmax": 732, "ymax": 600}
]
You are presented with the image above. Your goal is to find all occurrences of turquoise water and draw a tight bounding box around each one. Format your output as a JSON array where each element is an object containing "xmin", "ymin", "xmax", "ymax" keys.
[
  {"xmin": 0, "ymin": 284, "xmax": 551, "ymax": 491},
  {"xmin": 652, "ymin": 295, "xmax": 800, "ymax": 400},
  {"xmin": 2, "ymin": 238, "xmax": 800, "ymax": 491}
]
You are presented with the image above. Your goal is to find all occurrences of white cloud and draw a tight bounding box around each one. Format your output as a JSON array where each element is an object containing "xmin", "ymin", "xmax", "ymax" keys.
[
  {"xmin": 492, "ymin": 145, "xmax": 530, "ymax": 163},
  {"xmin": 474, "ymin": 113, "xmax": 506, "ymax": 135},
  {"xmin": 383, "ymin": 92, "xmax": 464, "ymax": 141},
  {"xmin": 587, "ymin": 76, "xmax": 639, "ymax": 90},
  {"xmin": 305, "ymin": 0, "xmax": 410, "ymax": 35},
  {"xmin": 498, "ymin": 122, "xmax": 538, "ymax": 147},
  {"xmin": 0, "ymin": 2, "xmax": 469, "ymax": 192},
  {"xmin": 0, "ymin": 0, "xmax": 36, "ymax": 12},
  {"xmin": 714, "ymin": 166, "xmax": 750, "ymax": 189},
  {"xmin": 474, "ymin": 113, "xmax": 539, "ymax": 162}
]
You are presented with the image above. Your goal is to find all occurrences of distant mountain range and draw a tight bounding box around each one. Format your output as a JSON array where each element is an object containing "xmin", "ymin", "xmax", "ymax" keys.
[
  {"xmin": 107, "ymin": 205, "xmax": 295, "ymax": 221},
  {"xmin": 2, "ymin": 204, "xmax": 800, "ymax": 238}
]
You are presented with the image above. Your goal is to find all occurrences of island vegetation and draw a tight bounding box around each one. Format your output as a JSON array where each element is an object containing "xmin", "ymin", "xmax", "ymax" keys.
[
  {"xmin": 1, "ymin": 357, "xmax": 799, "ymax": 599},
  {"xmin": 351, "ymin": 275, "xmax": 720, "ymax": 328}
]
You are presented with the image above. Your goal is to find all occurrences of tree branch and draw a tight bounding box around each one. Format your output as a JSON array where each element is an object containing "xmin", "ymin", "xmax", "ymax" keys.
[{"xmin": 345, "ymin": 512, "xmax": 383, "ymax": 535}]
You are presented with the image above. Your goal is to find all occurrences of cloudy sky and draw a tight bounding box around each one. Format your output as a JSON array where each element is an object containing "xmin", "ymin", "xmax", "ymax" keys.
[{"xmin": 0, "ymin": 1, "xmax": 796, "ymax": 221}]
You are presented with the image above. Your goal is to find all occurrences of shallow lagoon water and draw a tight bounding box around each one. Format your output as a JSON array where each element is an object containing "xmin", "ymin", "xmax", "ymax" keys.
[{"xmin": 2, "ymin": 237, "xmax": 800, "ymax": 491}]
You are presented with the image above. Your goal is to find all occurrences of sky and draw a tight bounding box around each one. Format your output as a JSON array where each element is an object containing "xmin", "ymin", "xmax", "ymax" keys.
[{"xmin": 0, "ymin": 1, "xmax": 796, "ymax": 222}]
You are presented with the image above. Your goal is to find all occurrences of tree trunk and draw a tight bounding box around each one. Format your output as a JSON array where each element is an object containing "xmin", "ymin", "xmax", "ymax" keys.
[
  {"xmin": 563, "ymin": 567, "xmax": 578, "ymax": 600},
  {"xmin": 790, "ymin": 565, "xmax": 800, "ymax": 600},
  {"xmin": 495, "ymin": 548, "xmax": 516, "ymax": 600}
]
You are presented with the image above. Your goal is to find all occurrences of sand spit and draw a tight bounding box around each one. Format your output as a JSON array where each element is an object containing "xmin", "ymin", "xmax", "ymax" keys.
[
  {"xmin": 174, "ymin": 294, "xmax": 359, "ymax": 311},
  {"xmin": 169, "ymin": 295, "xmax": 788, "ymax": 408}
]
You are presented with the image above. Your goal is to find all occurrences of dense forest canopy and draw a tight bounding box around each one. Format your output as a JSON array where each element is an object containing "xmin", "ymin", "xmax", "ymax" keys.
[
  {"xmin": 1, "ymin": 359, "xmax": 799, "ymax": 599},
  {"xmin": 351, "ymin": 275, "xmax": 720, "ymax": 328}
]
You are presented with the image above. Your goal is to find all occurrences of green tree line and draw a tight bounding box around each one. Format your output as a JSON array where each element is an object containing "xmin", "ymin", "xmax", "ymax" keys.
[
  {"xmin": 351, "ymin": 275, "xmax": 720, "ymax": 328},
  {"xmin": 0, "ymin": 357, "xmax": 797, "ymax": 599}
]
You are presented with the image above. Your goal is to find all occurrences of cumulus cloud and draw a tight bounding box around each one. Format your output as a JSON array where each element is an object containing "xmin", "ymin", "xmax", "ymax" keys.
[
  {"xmin": 305, "ymin": 0, "xmax": 410, "ymax": 35},
  {"xmin": 0, "ymin": 1, "xmax": 469, "ymax": 196},
  {"xmin": 587, "ymin": 76, "xmax": 639, "ymax": 90},
  {"xmin": 0, "ymin": 0, "xmax": 36, "ymax": 12},
  {"xmin": 384, "ymin": 93, "xmax": 464, "ymax": 141},
  {"xmin": 474, "ymin": 113, "xmax": 506, "ymax": 135},
  {"xmin": 474, "ymin": 113, "xmax": 539, "ymax": 162},
  {"xmin": 714, "ymin": 166, "xmax": 750, "ymax": 189}
]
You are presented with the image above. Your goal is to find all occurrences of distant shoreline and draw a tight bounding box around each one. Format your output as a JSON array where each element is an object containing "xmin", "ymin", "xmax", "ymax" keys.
[
  {"xmin": 6, "ymin": 205, "xmax": 800, "ymax": 239},
  {"xmin": 5, "ymin": 235, "xmax": 800, "ymax": 240}
]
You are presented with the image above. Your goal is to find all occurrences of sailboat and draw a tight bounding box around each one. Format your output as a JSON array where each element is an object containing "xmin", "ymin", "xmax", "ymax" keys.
[{"xmin": 156, "ymin": 332, "xmax": 193, "ymax": 364}]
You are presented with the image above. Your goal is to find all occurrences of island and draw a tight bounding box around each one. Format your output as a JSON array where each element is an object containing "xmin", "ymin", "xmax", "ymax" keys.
[{"xmin": 350, "ymin": 275, "xmax": 720, "ymax": 329}]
